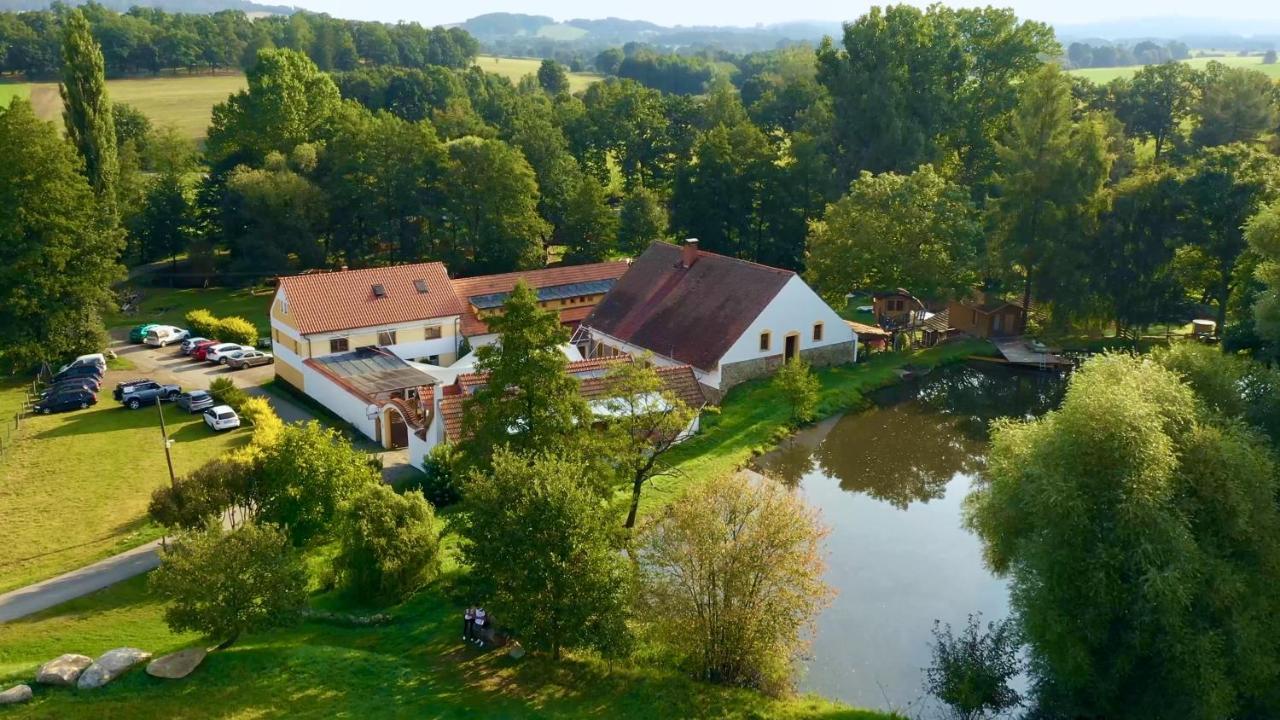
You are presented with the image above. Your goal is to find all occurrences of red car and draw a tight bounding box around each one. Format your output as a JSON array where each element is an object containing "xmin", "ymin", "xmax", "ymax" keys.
[{"xmin": 190, "ymin": 339, "xmax": 221, "ymax": 361}]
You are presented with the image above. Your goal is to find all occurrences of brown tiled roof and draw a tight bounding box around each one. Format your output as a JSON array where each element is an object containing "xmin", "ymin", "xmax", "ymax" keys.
[
  {"xmin": 452, "ymin": 261, "xmax": 631, "ymax": 337},
  {"xmin": 558, "ymin": 305, "xmax": 595, "ymax": 325},
  {"xmin": 454, "ymin": 357, "xmax": 630, "ymax": 393},
  {"xmin": 278, "ymin": 263, "xmax": 464, "ymax": 335},
  {"xmin": 439, "ymin": 361, "xmax": 706, "ymax": 442},
  {"xmin": 845, "ymin": 321, "xmax": 890, "ymax": 339},
  {"xmin": 584, "ymin": 242, "xmax": 793, "ymax": 372}
]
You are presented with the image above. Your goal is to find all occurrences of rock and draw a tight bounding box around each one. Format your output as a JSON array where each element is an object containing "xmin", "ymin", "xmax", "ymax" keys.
[
  {"xmin": 145, "ymin": 648, "xmax": 207, "ymax": 680},
  {"xmin": 36, "ymin": 653, "xmax": 93, "ymax": 686},
  {"xmin": 76, "ymin": 647, "xmax": 152, "ymax": 690},
  {"xmin": 0, "ymin": 684, "xmax": 32, "ymax": 705}
]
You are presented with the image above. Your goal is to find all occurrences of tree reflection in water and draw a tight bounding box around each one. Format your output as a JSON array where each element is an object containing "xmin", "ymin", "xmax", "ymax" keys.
[{"xmin": 757, "ymin": 364, "xmax": 1067, "ymax": 509}]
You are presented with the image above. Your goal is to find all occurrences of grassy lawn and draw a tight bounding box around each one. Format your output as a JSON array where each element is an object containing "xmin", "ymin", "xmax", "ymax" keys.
[
  {"xmin": 106, "ymin": 286, "xmax": 274, "ymax": 338},
  {"xmin": 0, "ymin": 376, "xmax": 250, "ymax": 593},
  {"xmin": 641, "ymin": 339, "xmax": 993, "ymax": 517},
  {"xmin": 0, "ymin": 573, "xmax": 896, "ymax": 719},
  {"xmin": 1069, "ymin": 55, "xmax": 1280, "ymax": 83},
  {"xmin": 0, "ymin": 73, "xmax": 245, "ymax": 141},
  {"xmin": 474, "ymin": 55, "xmax": 602, "ymax": 94}
]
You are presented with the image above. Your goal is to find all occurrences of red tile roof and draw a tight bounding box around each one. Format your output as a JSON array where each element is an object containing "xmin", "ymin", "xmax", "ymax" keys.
[
  {"xmin": 584, "ymin": 242, "xmax": 794, "ymax": 372},
  {"xmin": 451, "ymin": 261, "xmax": 630, "ymax": 337},
  {"xmin": 278, "ymin": 263, "xmax": 465, "ymax": 335}
]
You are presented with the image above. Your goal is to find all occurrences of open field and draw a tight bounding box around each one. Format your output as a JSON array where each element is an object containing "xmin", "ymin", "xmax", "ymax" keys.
[
  {"xmin": 107, "ymin": 286, "xmax": 274, "ymax": 338},
  {"xmin": 1069, "ymin": 54, "xmax": 1280, "ymax": 83},
  {"xmin": 474, "ymin": 55, "xmax": 602, "ymax": 93},
  {"xmin": 0, "ymin": 73, "xmax": 245, "ymax": 141},
  {"xmin": 0, "ymin": 372, "xmax": 250, "ymax": 594}
]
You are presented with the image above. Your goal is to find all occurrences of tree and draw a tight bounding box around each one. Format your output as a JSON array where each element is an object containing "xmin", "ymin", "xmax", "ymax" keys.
[
  {"xmin": 255, "ymin": 421, "xmax": 381, "ymax": 546},
  {"xmin": 924, "ymin": 614, "xmax": 1023, "ymax": 720},
  {"xmin": 0, "ymin": 99, "xmax": 123, "ymax": 370},
  {"xmin": 461, "ymin": 449, "xmax": 633, "ymax": 660},
  {"xmin": 221, "ymin": 152, "xmax": 327, "ymax": 277},
  {"xmin": 130, "ymin": 169, "xmax": 195, "ymax": 268},
  {"xmin": 1113, "ymin": 61, "xmax": 1198, "ymax": 161},
  {"xmin": 966, "ymin": 354, "xmax": 1280, "ymax": 717},
  {"xmin": 442, "ymin": 136, "xmax": 548, "ymax": 274},
  {"xmin": 537, "ymin": 58, "xmax": 570, "ymax": 96},
  {"xmin": 112, "ymin": 101, "xmax": 151, "ymax": 152},
  {"xmin": 1247, "ymin": 199, "xmax": 1280, "ymax": 344},
  {"xmin": 988, "ymin": 64, "xmax": 1112, "ymax": 327},
  {"xmin": 148, "ymin": 457, "xmax": 254, "ymax": 531},
  {"xmin": 205, "ymin": 48, "xmax": 341, "ymax": 172},
  {"xmin": 60, "ymin": 9, "xmax": 118, "ymax": 219},
  {"xmin": 805, "ymin": 165, "xmax": 980, "ymax": 305},
  {"xmin": 772, "ymin": 356, "xmax": 821, "ymax": 426},
  {"xmin": 335, "ymin": 484, "xmax": 441, "ymax": 603},
  {"xmin": 1192, "ymin": 63, "xmax": 1278, "ymax": 148},
  {"xmin": 598, "ymin": 359, "xmax": 697, "ymax": 529},
  {"xmin": 1264, "ymin": 50, "xmax": 1278, "ymax": 65},
  {"xmin": 413, "ymin": 442, "xmax": 464, "ymax": 507},
  {"xmin": 559, "ymin": 171, "xmax": 618, "ymax": 262},
  {"xmin": 670, "ymin": 120, "xmax": 777, "ymax": 261},
  {"xmin": 617, "ymin": 184, "xmax": 669, "ymax": 255},
  {"xmin": 149, "ymin": 523, "xmax": 307, "ymax": 647},
  {"xmin": 462, "ymin": 282, "xmax": 590, "ymax": 464},
  {"xmin": 637, "ymin": 473, "xmax": 831, "ymax": 695}
]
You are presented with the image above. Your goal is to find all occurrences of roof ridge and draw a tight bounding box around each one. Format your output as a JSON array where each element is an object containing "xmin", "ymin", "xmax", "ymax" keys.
[{"xmin": 647, "ymin": 240, "xmax": 795, "ymax": 277}]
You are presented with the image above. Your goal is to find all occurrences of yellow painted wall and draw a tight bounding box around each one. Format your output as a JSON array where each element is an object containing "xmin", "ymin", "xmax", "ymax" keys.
[
  {"xmin": 476, "ymin": 293, "xmax": 604, "ymax": 321},
  {"xmin": 310, "ymin": 321, "xmax": 457, "ymax": 358},
  {"xmin": 271, "ymin": 328, "xmax": 300, "ymax": 355},
  {"xmin": 274, "ymin": 355, "xmax": 305, "ymax": 390},
  {"xmin": 271, "ymin": 292, "xmax": 298, "ymax": 330}
]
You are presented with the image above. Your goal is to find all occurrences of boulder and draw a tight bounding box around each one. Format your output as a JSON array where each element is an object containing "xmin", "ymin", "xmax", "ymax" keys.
[
  {"xmin": 145, "ymin": 648, "xmax": 207, "ymax": 680},
  {"xmin": 36, "ymin": 653, "xmax": 93, "ymax": 686},
  {"xmin": 0, "ymin": 684, "xmax": 32, "ymax": 705},
  {"xmin": 77, "ymin": 647, "xmax": 152, "ymax": 689}
]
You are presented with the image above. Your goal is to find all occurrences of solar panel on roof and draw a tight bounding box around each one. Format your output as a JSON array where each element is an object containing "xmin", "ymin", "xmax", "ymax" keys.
[{"xmin": 468, "ymin": 279, "xmax": 617, "ymax": 310}]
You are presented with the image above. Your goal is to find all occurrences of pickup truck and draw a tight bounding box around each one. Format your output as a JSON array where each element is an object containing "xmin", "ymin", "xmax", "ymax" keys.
[{"xmin": 119, "ymin": 380, "xmax": 181, "ymax": 409}]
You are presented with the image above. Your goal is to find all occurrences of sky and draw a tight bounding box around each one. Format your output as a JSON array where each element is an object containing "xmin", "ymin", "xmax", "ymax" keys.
[{"xmin": 294, "ymin": 0, "xmax": 1280, "ymax": 30}]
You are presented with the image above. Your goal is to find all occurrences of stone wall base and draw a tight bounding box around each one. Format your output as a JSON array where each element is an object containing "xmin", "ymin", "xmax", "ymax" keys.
[{"xmin": 714, "ymin": 340, "xmax": 857, "ymax": 402}]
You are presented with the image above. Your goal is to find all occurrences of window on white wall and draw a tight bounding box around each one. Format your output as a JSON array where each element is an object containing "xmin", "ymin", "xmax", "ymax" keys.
[
  {"xmin": 759, "ymin": 331, "xmax": 771, "ymax": 351},
  {"xmin": 813, "ymin": 322, "xmax": 824, "ymax": 342}
]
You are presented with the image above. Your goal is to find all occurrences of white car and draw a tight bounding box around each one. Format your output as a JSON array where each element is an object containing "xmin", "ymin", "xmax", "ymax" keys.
[
  {"xmin": 179, "ymin": 336, "xmax": 209, "ymax": 354},
  {"xmin": 203, "ymin": 405, "xmax": 240, "ymax": 431},
  {"xmin": 144, "ymin": 326, "xmax": 190, "ymax": 347},
  {"xmin": 205, "ymin": 343, "xmax": 253, "ymax": 364},
  {"xmin": 58, "ymin": 353, "xmax": 106, "ymax": 374}
]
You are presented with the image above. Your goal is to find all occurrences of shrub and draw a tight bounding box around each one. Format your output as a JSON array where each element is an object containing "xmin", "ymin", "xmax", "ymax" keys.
[
  {"xmin": 925, "ymin": 614, "xmax": 1023, "ymax": 720},
  {"xmin": 209, "ymin": 376, "xmax": 247, "ymax": 409},
  {"xmin": 772, "ymin": 357, "xmax": 820, "ymax": 425},
  {"xmin": 413, "ymin": 443, "xmax": 464, "ymax": 507},
  {"xmin": 238, "ymin": 395, "xmax": 282, "ymax": 445},
  {"xmin": 185, "ymin": 308, "xmax": 218, "ymax": 338},
  {"xmin": 217, "ymin": 315, "xmax": 258, "ymax": 345},
  {"xmin": 149, "ymin": 458, "xmax": 246, "ymax": 531},
  {"xmin": 335, "ymin": 484, "xmax": 442, "ymax": 603},
  {"xmin": 149, "ymin": 522, "xmax": 307, "ymax": 647}
]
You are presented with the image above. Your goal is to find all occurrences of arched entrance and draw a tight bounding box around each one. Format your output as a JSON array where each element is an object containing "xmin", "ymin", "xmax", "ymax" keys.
[{"xmin": 380, "ymin": 404, "xmax": 409, "ymax": 450}]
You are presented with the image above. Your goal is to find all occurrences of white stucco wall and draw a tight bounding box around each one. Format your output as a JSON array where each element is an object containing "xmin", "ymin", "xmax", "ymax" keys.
[
  {"xmin": 298, "ymin": 359, "xmax": 379, "ymax": 442},
  {"xmin": 717, "ymin": 274, "xmax": 857, "ymax": 372}
]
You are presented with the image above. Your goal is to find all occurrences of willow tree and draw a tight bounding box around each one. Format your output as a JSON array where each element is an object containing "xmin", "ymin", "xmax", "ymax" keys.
[{"xmin": 60, "ymin": 8, "xmax": 118, "ymax": 220}]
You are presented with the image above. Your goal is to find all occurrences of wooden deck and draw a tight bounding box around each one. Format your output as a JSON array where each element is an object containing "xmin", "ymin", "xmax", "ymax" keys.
[{"xmin": 989, "ymin": 337, "xmax": 1073, "ymax": 369}]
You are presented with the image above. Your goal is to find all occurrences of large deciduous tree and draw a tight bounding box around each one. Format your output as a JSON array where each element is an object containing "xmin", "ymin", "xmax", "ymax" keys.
[
  {"xmin": 1191, "ymin": 62, "xmax": 1278, "ymax": 149},
  {"xmin": 334, "ymin": 484, "xmax": 442, "ymax": 603},
  {"xmin": 1113, "ymin": 61, "xmax": 1199, "ymax": 161},
  {"xmin": 966, "ymin": 354, "xmax": 1280, "ymax": 717},
  {"xmin": 60, "ymin": 9, "xmax": 118, "ymax": 220},
  {"xmin": 617, "ymin": 184, "xmax": 669, "ymax": 254},
  {"xmin": 0, "ymin": 99, "xmax": 123, "ymax": 370},
  {"xmin": 442, "ymin": 136, "xmax": 547, "ymax": 274},
  {"xmin": 637, "ymin": 473, "xmax": 830, "ymax": 696},
  {"xmin": 462, "ymin": 449, "xmax": 633, "ymax": 660},
  {"xmin": 805, "ymin": 164, "xmax": 980, "ymax": 305},
  {"xmin": 1247, "ymin": 198, "xmax": 1280, "ymax": 344}
]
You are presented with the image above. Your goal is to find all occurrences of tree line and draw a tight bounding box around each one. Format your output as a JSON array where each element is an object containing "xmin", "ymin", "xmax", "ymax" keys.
[
  {"xmin": 1064, "ymin": 39, "xmax": 1191, "ymax": 69},
  {"xmin": 0, "ymin": 3, "xmax": 477, "ymax": 78}
]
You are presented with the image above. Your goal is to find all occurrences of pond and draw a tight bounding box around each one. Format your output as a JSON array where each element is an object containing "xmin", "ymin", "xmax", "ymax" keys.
[{"xmin": 753, "ymin": 362, "xmax": 1067, "ymax": 715}]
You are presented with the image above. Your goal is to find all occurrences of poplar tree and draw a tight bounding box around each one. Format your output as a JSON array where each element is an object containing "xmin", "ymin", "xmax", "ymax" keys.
[{"xmin": 60, "ymin": 9, "xmax": 118, "ymax": 220}]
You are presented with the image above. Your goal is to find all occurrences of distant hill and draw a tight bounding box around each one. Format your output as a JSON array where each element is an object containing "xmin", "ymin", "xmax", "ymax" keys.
[
  {"xmin": 1054, "ymin": 17, "xmax": 1280, "ymax": 45},
  {"xmin": 0, "ymin": 0, "xmax": 295, "ymax": 15}
]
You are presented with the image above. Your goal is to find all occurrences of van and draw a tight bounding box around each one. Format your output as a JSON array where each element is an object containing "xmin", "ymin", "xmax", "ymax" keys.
[
  {"xmin": 144, "ymin": 326, "xmax": 189, "ymax": 347},
  {"xmin": 57, "ymin": 353, "xmax": 106, "ymax": 374}
]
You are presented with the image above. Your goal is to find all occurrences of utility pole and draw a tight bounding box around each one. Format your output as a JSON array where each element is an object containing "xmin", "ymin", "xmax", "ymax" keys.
[{"xmin": 156, "ymin": 396, "xmax": 177, "ymax": 488}]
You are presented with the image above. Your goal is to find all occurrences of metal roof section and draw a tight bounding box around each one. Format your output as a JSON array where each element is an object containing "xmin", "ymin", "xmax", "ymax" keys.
[
  {"xmin": 309, "ymin": 347, "xmax": 436, "ymax": 398},
  {"xmin": 468, "ymin": 278, "xmax": 619, "ymax": 310}
]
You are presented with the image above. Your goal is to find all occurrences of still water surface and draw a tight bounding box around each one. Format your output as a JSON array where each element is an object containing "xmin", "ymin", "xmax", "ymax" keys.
[{"xmin": 753, "ymin": 363, "xmax": 1067, "ymax": 715}]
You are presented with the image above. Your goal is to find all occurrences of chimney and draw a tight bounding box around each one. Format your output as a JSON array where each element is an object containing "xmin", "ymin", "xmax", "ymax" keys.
[{"xmin": 681, "ymin": 238, "xmax": 699, "ymax": 268}]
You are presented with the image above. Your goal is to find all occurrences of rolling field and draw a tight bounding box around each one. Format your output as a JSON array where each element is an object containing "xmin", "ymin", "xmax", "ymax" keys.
[
  {"xmin": 1070, "ymin": 54, "xmax": 1280, "ymax": 83},
  {"xmin": 0, "ymin": 72, "xmax": 245, "ymax": 141},
  {"xmin": 474, "ymin": 54, "xmax": 602, "ymax": 93}
]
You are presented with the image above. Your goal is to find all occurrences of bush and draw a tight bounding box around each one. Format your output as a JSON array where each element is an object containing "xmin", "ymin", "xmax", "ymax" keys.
[
  {"xmin": 209, "ymin": 376, "xmax": 248, "ymax": 409},
  {"xmin": 335, "ymin": 484, "xmax": 442, "ymax": 603},
  {"xmin": 772, "ymin": 357, "xmax": 820, "ymax": 426},
  {"xmin": 217, "ymin": 316, "xmax": 258, "ymax": 345},
  {"xmin": 185, "ymin": 308, "xmax": 218, "ymax": 338},
  {"xmin": 925, "ymin": 614, "xmax": 1023, "ymax": 720},
  {"xmin": 238, "ymin": 395, "xmax": 282, "ymax": 441},
  {"xmin": 149, "ymin": 458, "xmax": 246, "ymax": 531},
  {"xmin": 149, "ymin": 522, "xmax": 307, "ymax": 646},
  {"xmin": 413, "ymin": 443, "xmax": 464, "ymax": 507}
]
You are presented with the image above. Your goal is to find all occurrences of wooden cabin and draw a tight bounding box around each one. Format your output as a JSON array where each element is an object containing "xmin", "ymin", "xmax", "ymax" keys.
[
  {"xmin": 872, "ymin": 289, "xmax": 926, "ymax": 328},
  {"xmin": 949, "ymin": 295, "xmax": 1024, "ymax": 338}
]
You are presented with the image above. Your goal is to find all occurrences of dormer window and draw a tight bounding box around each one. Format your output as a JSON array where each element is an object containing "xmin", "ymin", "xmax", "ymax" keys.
[
  {"xmin": 372, "ymin": 284, "xmax": 386, "ymax": 298},
  {"xmin": 413, "ymin": 279, "xmax": 428, "ymax": 294}
]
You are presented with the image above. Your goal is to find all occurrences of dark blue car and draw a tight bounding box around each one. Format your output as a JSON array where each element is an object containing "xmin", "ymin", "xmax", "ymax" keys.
[{"xmin": 33, "ymin": 389, "xmax": 98, "ymax": 414}]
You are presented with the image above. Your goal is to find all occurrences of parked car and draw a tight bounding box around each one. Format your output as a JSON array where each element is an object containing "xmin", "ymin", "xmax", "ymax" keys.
[
  {"xmin": 180, "ymin": 337, "xmax": 210, "ymax": 355},
  {"xmin": 144, "ymin": 326, "xmax": 189, "ymax": 347},
  {"xmin": 176, "ymin": 390, "xmax": 215, "ymax": 413},
  {"xmin": 206, "ymin": 343, "xmax": 253, "ymax": 364},
  {"xmin": 225, "ymin": 350, "xmax": 274, "ymax": 369},
  {"xmin": 203, "ymin": 405, "xmax": 240, "ymax": 431},
  {"xmin": 190, "ymin": 340, "xmax": 222, "ymax": 361},
  {"xmin": 112, "ymin": 378, "xmax": 155, "ymax": 401},
  {"xmin": 128, "ymin": 323, "xmax": 160, "ymax": 343},
  {"xmin": 52, "ymin": 364, "xmax": 104, "ymax": 384},
  {"xmin": 119, "ymin": 381, "xmax": 181, "ymax": 409},
  {"xmin": 41, "ymin": 377, "xmax": 100, "ymax": 397},
  {"xmin": 33, "ymin": 389, "xmax": 97, "ymax": 414},
  {"xmin": 57, "ymin": 353, "xmax": 106, "ymax": 374}
]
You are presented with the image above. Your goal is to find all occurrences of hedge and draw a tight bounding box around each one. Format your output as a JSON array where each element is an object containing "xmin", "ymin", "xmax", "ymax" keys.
[
  {"xmin": 218, "ymin": 316, "xmax": 258, "ymax": 345},
  {"xmin": 185, "ymin": 308, "xmax": 219, "ymax": 338}
]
